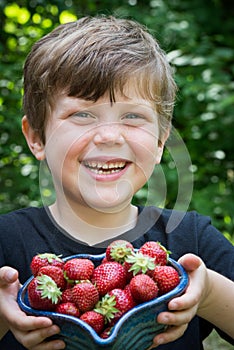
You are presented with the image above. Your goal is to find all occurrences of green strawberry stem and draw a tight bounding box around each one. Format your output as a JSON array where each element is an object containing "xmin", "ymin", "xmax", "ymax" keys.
[
  {"xmin": 110, "ymin": 242, "xmax": 133, "ymax": 263},
  {"xmin": 37, "ymin": 253, "xmax": 62, "ymax": 263},
  {"xmin": 125, "ymin": 251, "xmax": 156, "ymax": 275},
  {"xmin": 94, "ymin": 294, "xmax": 119, "ymax": 323},
  {"xmin": 36, "ymin": 275, "xmax": 62, "ymax": 304}
]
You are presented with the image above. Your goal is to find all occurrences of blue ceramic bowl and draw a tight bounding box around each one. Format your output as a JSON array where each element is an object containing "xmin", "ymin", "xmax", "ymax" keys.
[{"xmin": 18, "ymin": 254, "xmax": 188, "ymax": 350}]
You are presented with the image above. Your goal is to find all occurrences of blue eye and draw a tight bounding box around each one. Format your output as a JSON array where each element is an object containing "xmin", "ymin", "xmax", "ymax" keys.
[
  {"xmin": 73, "ymin": 112, "xmax": 91, "ymax": 118},
  {"xmin": 122, "ymin": 113, "xmax": 147, "ymax": 126},
  {"xmin": 71, "ymin": 111, "xmax": 96, "ymax": 124},
  {"xmin": 125, "ymin": 113, "xmax": 143, "ymax": 119}
]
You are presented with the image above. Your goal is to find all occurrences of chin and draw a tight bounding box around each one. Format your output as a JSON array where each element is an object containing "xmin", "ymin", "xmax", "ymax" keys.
[{"xmin": 85, "ymin": 197, "xmax": 133, "ymax": 214}]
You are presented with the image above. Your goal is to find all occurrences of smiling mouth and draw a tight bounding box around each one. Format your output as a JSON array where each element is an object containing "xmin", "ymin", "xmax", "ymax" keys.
[{"xmin": 83, "ymin": 160, "xmax": 127, "ymax": 175}]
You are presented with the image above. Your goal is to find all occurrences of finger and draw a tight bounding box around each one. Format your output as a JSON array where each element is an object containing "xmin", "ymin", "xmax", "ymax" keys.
[
  {"xmin": 15, "ymin": 324, "xmax": 65, "ymax": 350},
  {"xmin": 0, "ymin": 266, "xmax": 19, "ymax": 285},
  {"xmin": 152, "ymin": 324, "xmax": 188, "ymax": 347},
  {"xmin": 32, "ymin": 339, "xmax": 66, "ymax": 350},
  {"xmin": 7, "ymin": 311, "xmax": 53, "ymax": 332},
  {"xmin": 157, "ymin": 308, "xmax": 195, "ymax": 327},
  {"xmin": 168, "ymin": 268, "xmax": 205, "ymax": 312},
  {"xmin": 167, "ymin": 290, "xmax": 200, "ymax": 311},
  {"xmin": 178, "ymin": 254, "xmax": 203, "ymax": 272},
  {"xmin": 1, "ymin": 291, "xmax": 52, "ymax": 332}
]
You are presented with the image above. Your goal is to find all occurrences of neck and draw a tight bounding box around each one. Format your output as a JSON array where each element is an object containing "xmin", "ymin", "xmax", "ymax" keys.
[{"xmin": 49, "ymin": 201, "xmax": 138, "ymax": 246}]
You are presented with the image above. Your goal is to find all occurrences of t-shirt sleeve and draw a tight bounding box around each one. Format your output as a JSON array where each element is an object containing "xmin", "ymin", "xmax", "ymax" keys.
[
  {"xmin": 195, "ymin": 213, "xmax": 234, "ymax": 344},
  {"xmin": 196, "ymin": 212, "xmax": 234, "ymax": 281}
]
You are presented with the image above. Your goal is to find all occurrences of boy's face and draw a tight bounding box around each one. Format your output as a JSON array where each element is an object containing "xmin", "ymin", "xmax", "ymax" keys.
[{"xmin": 24, "ymin": 82, "xmax": 166, "ymax": 214}]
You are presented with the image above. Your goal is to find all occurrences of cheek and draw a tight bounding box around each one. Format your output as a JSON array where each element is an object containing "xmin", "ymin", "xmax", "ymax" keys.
[
  {"xmin": 44, "ymin": 127, "xmax": 91, "ymax": 182},
  {"xmin": 46, "ymin": 123, "xmax": 90, "ymax": 157},
  {"xmin": 129, "ymin": 129, "xmax": 159, "ymax": 163}
]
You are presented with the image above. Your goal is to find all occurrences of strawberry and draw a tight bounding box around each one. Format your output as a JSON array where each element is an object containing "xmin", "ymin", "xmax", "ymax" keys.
[
  {"xmin": 153, "ymin": 265, "xmax": 180, "ymax": 295},
  {"xmin": 105, "ymin": 240, "xmax": 134, "ymax": 264},
  {"xmin": 72, "ymin": 282, "xmax": 99, "ymax": 313},
  {"xmin": 100, "ymin": 326, "xmax": 113, "ymax": 339},
  {"xmin": 38, "ymin": 265, "xmax": 66, "ymax": 290},
  {"xmin": 28, "ymin": 275, "xmax": 62, "ymax": 310},
  {"xmin": 27, "ymin": 244, "xmax": 181, "ymax": 336},
  {"xmin": 101, "ymin": 256, "xmax": 109, "ymax": 264},
  {"xmin": 30, "ymin": 253, "xmax": 64, "ymax": 276},
  {"xmin": 92, "ymin": 261, "xmax": 127, "ymax": 296},
  {"xmin": 61, "ymin": 288, "xmax": 74, "ymax": 303},
  {"xmin": 108, "ymin": 288, "xmax": 136, "ymax": 323},
  {"xmin": 139, "ymin": 241, "xmax": 170, "ymax": 266},
  {"xmin": 63, "ymin": 258, "xmax": 94, "ymax": 282},
  {"xmin": 124, "ymin": 251, "xmax": 156, "ymax": 279},
  {"xmin": 80, "ymin": 311, "xmax": 105, "ymax": 335},
  {"xmin": 129, "ymin": 274, "xmax": 158, "ymax": 303},
  {"xmin": 55, "ymin": 302, "xmax": 80, "ymax": 317}
]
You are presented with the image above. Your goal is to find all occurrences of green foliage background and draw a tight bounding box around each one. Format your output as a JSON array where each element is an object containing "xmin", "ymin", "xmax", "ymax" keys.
[{"xmin": 0, "ymin": 0, "xmax": 233, "ymax": 242}]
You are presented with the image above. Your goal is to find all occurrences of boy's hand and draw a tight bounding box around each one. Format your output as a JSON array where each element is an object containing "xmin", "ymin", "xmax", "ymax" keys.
[
  {"xmin": 0, "ymin": 266, "xmax": 65, "ymax": 349},
  {"xmin": 147, "ymin": 254, "xmax": 206, "ymax": 348}
]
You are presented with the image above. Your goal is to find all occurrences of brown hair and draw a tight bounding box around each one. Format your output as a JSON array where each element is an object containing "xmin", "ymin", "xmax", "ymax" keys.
[{"xmin": 23, "ymin": 15, "xmax": 177, "ymax": 143}]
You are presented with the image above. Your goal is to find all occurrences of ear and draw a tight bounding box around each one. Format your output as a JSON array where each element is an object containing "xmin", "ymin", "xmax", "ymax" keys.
[
  {"xmin": 22, "ymin": 116, "xmax": 46, "ymax": 160},
  {"xmin": 155, "ymin": 129, "xmax": 170, "ymax": 164},
  {"xmin": 155, "ymin": 142, "xmax": 164, "ymax": 164}
]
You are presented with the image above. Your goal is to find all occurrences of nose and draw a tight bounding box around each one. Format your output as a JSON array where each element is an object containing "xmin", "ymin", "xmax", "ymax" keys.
[{"xmin": 93, "ymin": 122, "xmax": 125, "ymax": 146}]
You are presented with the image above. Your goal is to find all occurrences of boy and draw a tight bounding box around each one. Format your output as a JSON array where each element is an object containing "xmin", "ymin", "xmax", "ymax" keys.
[{"xmin": 0, "ymin": 15, "xmax": 233, "ymax": 349}]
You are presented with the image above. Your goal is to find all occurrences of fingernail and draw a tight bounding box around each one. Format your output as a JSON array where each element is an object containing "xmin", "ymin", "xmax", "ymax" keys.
[
  {"xmin": 162, "ymin": 315, "xmax": 169, "ymax": 323},
  {"xmin": 6, "ymin": 270, "xmax": 16, "ymax": 282},
  {"xmin": 48, "ymin": 326, "xmax": 60, "ymax": 336},
  {"xmin": 156, "ymin": 337, "xmax": 163, "ymax": 345},
  {"xmin": 53, "ymin": 341, "xmax": 65, "ymax": 349},
  {"xmin": 169, "ymin": 301, "xmax": 177, "ymax": 310}
]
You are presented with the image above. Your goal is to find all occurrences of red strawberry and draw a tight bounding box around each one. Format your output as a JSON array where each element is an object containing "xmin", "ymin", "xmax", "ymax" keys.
[
  {"xmin": 63, "ymin": 258, "xmax": 94, "ymax": 282},
  {"xmin": 92, "ymin": 262, "xmax": 127, "ymax": 296},
  {"xmin": 124, "ymin": 251, "xmax": 156, "ymax": 279},
  {"xmin": 72, "ymin": 282, "xmax": 99, "ymax": 313},
  {"xmin": 139, "ymin": 241, "xmax": 170, "ymax": 266},
  {"xmin": 105, "ymin": 240, "xmax": 134, "ymax": 264},
  {"xmin": 80, "ymin": 311, "xmax": 105, "ymax": 335},
  {"xmin": 100, "ymin": 326, "xmax": 113, "ymax": 339},
  {"xmin": 101, "ymin": 257, "xmax": 109, "ymax": 264},
  {"xmin": 129, "ymin": 274, "xmax": 158, "ymax": 303},
  {"xmin": 30, "ymin": 253, "xmax": 64, "ymax": 276},
  {"xmin": 28, "ymin": 275, "xmax": 62, "ymax": 310},
  {"xmin": 61, "ymin": 288, "xmax": 74, "ymax": 303},
  {"xmin": 153, "ymin": 265, "xmax": 180, "ymax": 295},
  {"xmin": 38, "ymin": 265, "xmax": 66, "ymax": 290},
  {"xmin": 124, "ymin": 283, "xmax": 132, "ymax": 295},
  {"xmin": 108, "ymin": 288, "xmax": 136, "ymax": 323},
  {"xmin": 55, "ymin": 302, "xmax": 80, "ymax": 317}
]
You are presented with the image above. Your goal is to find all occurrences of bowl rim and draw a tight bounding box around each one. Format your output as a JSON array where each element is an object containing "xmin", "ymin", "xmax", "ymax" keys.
[{"xmin": 17, "ymin": 254, "xmax": 188, "ymax": 345}]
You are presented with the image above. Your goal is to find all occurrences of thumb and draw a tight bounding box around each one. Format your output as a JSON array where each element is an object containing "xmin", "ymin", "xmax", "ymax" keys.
[
  {"xmin": 178, "ymin": 253, "xmax": 203, "ymax": 273},
  {"xmin": 0, "ymin": 266, "xmax": 19, "ymax": 285}
]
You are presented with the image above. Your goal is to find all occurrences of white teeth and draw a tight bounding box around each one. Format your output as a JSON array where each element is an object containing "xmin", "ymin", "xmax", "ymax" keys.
[
  {"xmin": 84, "ymin": 160, "xmax": 127, "ymax": 174},
  {"xmin": 102, "ymin": 163, "xmax": 109, "ymax": 169},
  {"xmin": 89, "ymin": 168, "xmax": 123, "ymax": 175}
]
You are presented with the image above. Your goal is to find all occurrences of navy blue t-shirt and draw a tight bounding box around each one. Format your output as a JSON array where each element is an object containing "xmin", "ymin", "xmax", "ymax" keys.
[{"xmin": 0, "ymin": 206, "xmax": 233, "ymax": 349}]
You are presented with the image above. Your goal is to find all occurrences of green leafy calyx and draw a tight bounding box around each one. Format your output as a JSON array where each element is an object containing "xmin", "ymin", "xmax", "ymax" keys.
[
  {"xmin": 94, "ymin": 294, "xmax": 119, "ymax": 323},
  {"xmin": 36, "ymin": 275, "xmax": 62, "ymax": 304},
  {"xmin": 125, "ymin": 251, "xmax": 156, "ymax": 275},
  {"xmin": 38, "ymin": 253, "xmax": 63, "ymax": 263}
]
